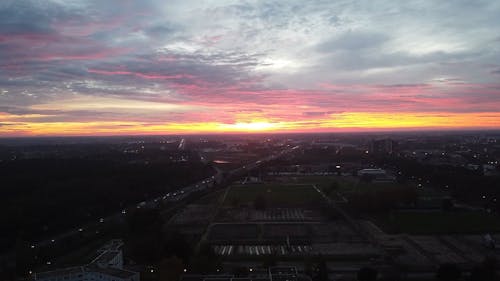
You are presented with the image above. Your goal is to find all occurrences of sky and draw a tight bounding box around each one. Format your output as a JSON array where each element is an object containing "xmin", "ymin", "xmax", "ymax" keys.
[{"xmin": 1, "ymin": 0, "xmax": 500, "ymax": 136}]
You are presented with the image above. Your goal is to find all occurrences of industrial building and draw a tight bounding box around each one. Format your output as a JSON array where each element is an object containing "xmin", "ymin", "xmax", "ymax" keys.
[{"xmin": 34, "ymin": 240, "xmax": 139, "ymax": 281}]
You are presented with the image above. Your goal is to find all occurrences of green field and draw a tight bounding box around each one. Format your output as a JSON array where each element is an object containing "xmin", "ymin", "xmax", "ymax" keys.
[
  {"xmin": 290, "ymin": 176, "xmax": 449, "ymax": 198},
  {"xmin": 286, "ymin": 175, "xmax": 409, "ymax": 197},
  {"xmin": 223, "ymin": 183, "xmax": 323, "ymax": 207},
  {"xmin": 195, "ymin": 190, "xmax": 224, "ymax": 204},
  {"xmin": 285, "ymin": 175, "xmax": 355, "ymax": 190},
  {"xmin": 372, "ymin": 210, "xmax": 500, "ymax": 234}
]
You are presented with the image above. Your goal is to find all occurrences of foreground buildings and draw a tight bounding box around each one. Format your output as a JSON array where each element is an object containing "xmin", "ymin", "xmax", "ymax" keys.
[{"xmin": 34, "ymin": 240, "xmax": 139, "ymax": 281}]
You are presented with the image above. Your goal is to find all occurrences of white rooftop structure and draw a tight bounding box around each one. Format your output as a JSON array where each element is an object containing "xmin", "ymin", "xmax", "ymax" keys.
[
  {"xmin": 358, "ymin": 168, "xmax": 387, "ymax": 176},
  {"xmin": 34, "ymin": 240, "xmax": 139, "ymax": 281}
]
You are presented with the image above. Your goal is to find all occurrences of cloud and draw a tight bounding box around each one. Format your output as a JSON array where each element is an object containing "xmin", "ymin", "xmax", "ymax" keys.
[
  {"xmin": 1, "ymin": 0, "xmax": 500, "ymax": 135},
  {"xmin": 317, "ymin": 31, "xmax": 389, "ymax": 52}
]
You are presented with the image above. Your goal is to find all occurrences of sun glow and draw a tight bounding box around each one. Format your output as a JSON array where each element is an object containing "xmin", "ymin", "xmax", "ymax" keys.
[
  {"xmin": 221, "ymin": 122, "xmax": 277, "ymax": 131},
  {"xmin": 2, "ymin": 112, "xmax": 500, "ymax": 137}
]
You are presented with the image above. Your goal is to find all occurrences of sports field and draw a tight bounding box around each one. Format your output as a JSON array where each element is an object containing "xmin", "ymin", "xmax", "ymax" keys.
[
  {"xmin": 223, "ymin": 183, "xmax": 323, "ymax": 207},
  {"xmin": 371, "ymin": 210, "xmax": 500, "ymax": 234}
]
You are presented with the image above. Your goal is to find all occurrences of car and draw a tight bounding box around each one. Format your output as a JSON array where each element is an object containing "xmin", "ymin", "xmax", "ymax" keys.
[
  {"xmin": 121, "ymin": 210, "xmax": 127, "ymax": 214},
  {"xmin": 99, "ymin": 218, "xmax": 104, "ymax": 223}
]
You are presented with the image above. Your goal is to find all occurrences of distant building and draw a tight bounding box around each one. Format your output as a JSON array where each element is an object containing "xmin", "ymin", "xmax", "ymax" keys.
[
  {"xmin": 358, "ymin": 168, "xmax": 394, "ymax": 182},
  {"xmin": 34, "ymin": 240, "xmax": 139, "ymax": 281},
  {"xmin": 369, "ymin": 139, "xmax": 397, "ymax": 154},
  {"xmin": 358, "ymin": 168, "xmax": 387, "ymax": 177},
  {"xmin": 483, "ymin": 164, "xmax": 498, "ymax": 176},
  {"xmin": 35, "ymin": 266, "xmax": 86, "ymax": 281}
]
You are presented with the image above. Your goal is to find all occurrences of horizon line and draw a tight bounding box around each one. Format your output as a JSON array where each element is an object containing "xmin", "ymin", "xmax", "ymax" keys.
[{"xmin": 2, "ymin": 127, "xmax": 500, "ymax": 139}]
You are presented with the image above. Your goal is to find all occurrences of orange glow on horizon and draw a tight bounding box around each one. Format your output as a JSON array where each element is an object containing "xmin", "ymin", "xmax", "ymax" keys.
[{"xmin": 1, "ymin": 111, "xmax": 500, "ymax": 136}]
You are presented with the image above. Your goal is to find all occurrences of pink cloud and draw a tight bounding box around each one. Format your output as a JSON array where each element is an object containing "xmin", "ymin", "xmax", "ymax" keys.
[
  {"xmin": 88, "ymin": 69, "xmax": 195, "ymax": 80},
  {"xmin": 160, "ymin": 80, "xmax": 500, "ymax": 123}
]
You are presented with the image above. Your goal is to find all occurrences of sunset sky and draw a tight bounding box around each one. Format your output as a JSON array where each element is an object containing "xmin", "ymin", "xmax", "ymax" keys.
[{"xmin": 1, "ymin": 0, "xmax": 500, "ymax": 136}]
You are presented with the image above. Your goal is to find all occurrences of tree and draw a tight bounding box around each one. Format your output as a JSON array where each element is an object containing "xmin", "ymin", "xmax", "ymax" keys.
[
  {"xmin": 442, "ymin": 198, "xmax": 454, "ymax": 211},
  {"xmin": 357, "ymin": 267, "xmax": 378, "ymax": 281},
  {"xmin": 361, "ymin": 174, "xmax": 375, "ymax": 183},
  {"xmin": 231, "ymin": 197, "xmax": 241, "ymax": 207},
  {"xmin": 190, "ymin": 244, "xmax": 221, "ymax": 274},
  {"xmin": 304, "ymin": 258, "xmax": 314, "ymax": 278},
  {"xmin": 469, "ymin": 257, "xmax": 499, "ymax": 281},
  {"xmin": 254, "ymin": 194, "xmax": 267, "ymax": 210},
  {"xmin": 324, "ymin": 181, "xmax": 339, "ymax": 196},
  {"xmin": 232, "ymin": 266, "xmax": 249, "ymax": 277},
  {"xmin": 312, "ymin": 258, "xmax": 328, "ymax": 281},
  {"xmin": 158, "ymin": 256, "xmax": 185, "ymax": 281},
  {"xmin": 436, "ymin": 264, "xmax": 461, "ymax": 281},
  {"xmin": 164, "ymin": 232, "xmax": 193, "ymax": 264},
  {"xmin": 126, "ymin": 208, "xmax": 163, "ymax": 234},
  {"xmin": 262, "ymin": 254, "xmax": 277, "ymax": 268}
]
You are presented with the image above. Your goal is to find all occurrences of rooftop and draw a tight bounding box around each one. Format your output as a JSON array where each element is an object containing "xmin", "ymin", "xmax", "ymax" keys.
[
  {"xmin": 35, "ymin": 267, "xmax": 84, "ymax": 279},
  {"xmin": 92, "ymin": 250, "xmax": 121, "ymax": 265},
  {"xmin": 90, "ymin": 267, "xmax": 138, "ymax": 278}
]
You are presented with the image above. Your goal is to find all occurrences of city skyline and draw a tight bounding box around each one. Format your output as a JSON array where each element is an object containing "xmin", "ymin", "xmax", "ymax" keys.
[{"xmin": 1, "ymin": 0, "xmax": 500, "ymax": 136}]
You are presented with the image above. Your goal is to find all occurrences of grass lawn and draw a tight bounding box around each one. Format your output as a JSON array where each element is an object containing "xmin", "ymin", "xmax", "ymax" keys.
[
  {"xmin": 288, "ymin": 175, "xmax": 414, "ymax": 195},
  {"xmin": 195, "ymin": 190, "xmax": 224, "ymax": 204},
  {"xmin": 208, "ymin": 223, "xmax": 259, "ymax": 240},
  {"xmin": 223, "ymin": 183, "xmax": 323, "ymax": 207},
  {"xmin": 414, "ymin": 185, "xmax": 450, "ymax": 198},
  {"xmin": 371, "ymin": 210, "xmax": 500, "ymax": 234},
  {"xmin": 285, "ymin": 175, "xmax": 358, "ymax": 191}
]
